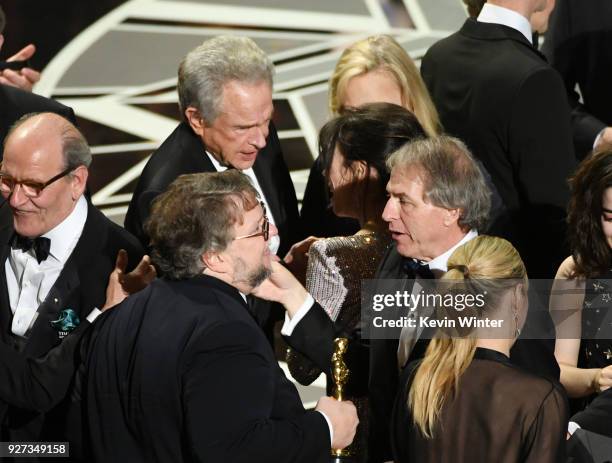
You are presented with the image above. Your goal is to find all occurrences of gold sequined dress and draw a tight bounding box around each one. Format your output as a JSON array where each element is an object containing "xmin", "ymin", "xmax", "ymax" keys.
[{"xmin": 286, "ymin": 231, "xmax": 391, "ymax": 462}]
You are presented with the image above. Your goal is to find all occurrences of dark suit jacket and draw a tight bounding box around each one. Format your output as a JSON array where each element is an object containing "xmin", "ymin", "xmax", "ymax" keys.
[
  {"xmin": 80, "ymin": 274, "xmax": 330, "ymax": 463},
  {"xmin": 0, "ymin": 84, "xmax": 76, "ymax": 160},
  {"xmin": 284, "ymin": 242, "xmax": 561, "ymax": 463},
  {"xmin": 542, "ymin": 0, "xmax": 612, "ymax": 159},
  {"xmin": 0, "ymin": 200, "xmax": 143, "ymax": 448},
  {"xmin": 572, "ymin": 389, "xmax": 612, "ymax": 438},
  {"xmin": 421, "ymin": 19, "xmax": 577, "ymax": 278},
  {"xmin": 125, "ymin": 121, "xmax": 301, "ymax": 257},
  {"xmin": 0, "ymin": 322, "xmax": 90, "ymax": 423}
]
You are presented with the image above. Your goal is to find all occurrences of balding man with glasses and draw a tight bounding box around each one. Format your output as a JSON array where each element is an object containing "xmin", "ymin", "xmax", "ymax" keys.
[{"xmin": 0, "ymin": 112, "xmax": 145, "ymax": 457}]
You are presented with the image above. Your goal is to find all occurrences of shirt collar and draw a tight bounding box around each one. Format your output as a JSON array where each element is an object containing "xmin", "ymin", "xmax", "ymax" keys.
[
  {"xmin": 477, "ymin": 3, "xmax": 533, "ymax": 44},
  {"xmin": 206, "ymin": 151, "xmax": 229, "ymax": 172},
  {"xmin": 205, "ymin": 150, "xmax": 256, "ymax": 178},
  {"xmin": 42, "ymin": 196, "xmax": 88, "ymax": 263},
  {"xmin": 426, "ymin": 229, "xmax": 478, "ymax": 273}
]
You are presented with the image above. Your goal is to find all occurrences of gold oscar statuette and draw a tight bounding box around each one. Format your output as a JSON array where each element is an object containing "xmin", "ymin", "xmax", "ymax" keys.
[{"xmin": 331, "ymin": 337, "xmax": 352, "ymax": 461}]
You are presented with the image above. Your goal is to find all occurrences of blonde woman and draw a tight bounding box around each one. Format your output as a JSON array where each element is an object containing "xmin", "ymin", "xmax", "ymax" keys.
[
  {"xmin": 392, "ymin": 236, "xmax": 567, "ymax": 462},
  {"xmin": 300, "ymin": 34, "xmax": 441, "ymax": 238}
]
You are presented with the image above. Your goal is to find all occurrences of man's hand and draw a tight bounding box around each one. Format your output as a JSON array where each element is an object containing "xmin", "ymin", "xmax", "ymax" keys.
[
  {"xmin": 315, "ymin": 396, "xmax": 359, "ymax": 450},
  {"xmin": 102, "ymin": 250, "xmax": 156, "ymax": 311},
  {"xmin": 0, "ymin": 38, "xmax": 41, "ymax": 91},
  {"xmin": 251, "ymin": 261, "xmax": 309, "ymax": 317},
  {"xmin": 283, "ymin": 236, "xmax": 319, "ymax": 284}
]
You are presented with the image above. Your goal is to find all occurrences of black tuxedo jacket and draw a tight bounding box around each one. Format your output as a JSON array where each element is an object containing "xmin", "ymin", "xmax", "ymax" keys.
[
  {"xmin": 542, "ymin": 0, "xmax": 612, "ymax": 159},
  {"xmin": 0, "ymin": 84, "xmax": 76, "ymax": 160},
  {"xmin": 0, "ymin": 322, "xmax": 90, "ymax": 423},
  {"xmin": 80, "ymin": 274, "xmax": 330, "ymax": 463},
  {"xmin": 125, "ymin": 121, "xmax": 301, "ymax": 257},
  {"xmin": 421, "ymin": 19, "xmax": 576, "ymax": 278},
  {"xmin": 284, "ymin": 243, "xmax": 561, "ymax": 463},
  {"xmin": 572, "ymin": 388, "xmax": 612, "ymax": 438},
  {"xmin": 0, "ymin": 200, "xmax": 143, "ymax": 446}
]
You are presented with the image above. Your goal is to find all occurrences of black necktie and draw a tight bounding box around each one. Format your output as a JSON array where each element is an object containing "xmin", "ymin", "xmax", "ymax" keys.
[
  {"xmin": 10, "ymin": 233, "xmax": 51, "ymax": 264},
  {"xmin": 402, "ymin": 258, "xmax": 434, "ymax": 279}
]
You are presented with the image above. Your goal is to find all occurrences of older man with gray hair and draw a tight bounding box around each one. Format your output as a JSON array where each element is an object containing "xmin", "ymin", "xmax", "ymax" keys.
[
  {"xmin": 126, "ymin": 36, "xmax": 300, "ymax": 256},
  {"xmin": 0, "ymin": 112, "xmax": 146, "ymax": 450},
  {"xmin": 263, "ymin": 136, "xmax": 561, "ymax": 462},
  {"xmin": 125, "ymin": 36, "xmax": 301, "ymax": 343}
]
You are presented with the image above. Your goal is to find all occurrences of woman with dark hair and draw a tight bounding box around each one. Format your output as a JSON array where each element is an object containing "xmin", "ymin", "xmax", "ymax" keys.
[
  {"xmin": 286, "ymin": 102, "xmax": 426, "ymax": 461},
  {"xmin": 393, "ymin": 235, "xmax": 567, "ymax": 462},
  {"xmin": 550, "ymin": 148, "xmax": 612, "ymax": 427}
]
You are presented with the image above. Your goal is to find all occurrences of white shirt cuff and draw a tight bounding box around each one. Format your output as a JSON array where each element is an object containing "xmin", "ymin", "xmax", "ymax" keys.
[
  {"xmin": 316, "ymin": 410, "xmax": 334, "ymax": 446},
  {"xmin": 86, "ymin": 307, "xmax": 102, "ymax": 323},
  {"xmin": 280, "ymin": 294, "xmax": 314, "ymax": 336},
  {"xmin": 567, "ymin": 421, "xmax": 581, "ymax": 435}
]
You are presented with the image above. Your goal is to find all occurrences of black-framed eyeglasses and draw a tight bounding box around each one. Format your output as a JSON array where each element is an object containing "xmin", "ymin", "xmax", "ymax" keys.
[
  {"xmin": 234, "ymin": 201, "xmax": 270, "ymax": 241},
  {"xmin": 0, "ymin": 167, "xmax": 75, "ymax": 198}
]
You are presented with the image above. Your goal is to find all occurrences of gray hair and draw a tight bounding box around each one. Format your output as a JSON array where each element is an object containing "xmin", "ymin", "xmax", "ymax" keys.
[
  {"xmin": 177, "ymin": 35, "xmax": 274, "ymax": 123},
  {"xmin": 387, "ymin": 136, "xmax": 491, "ymax": 231},
  {"xmin": 145, "ymin": 171, "xmax": 260, "ymax": 280},
  {"xmin": 60, "ymin": 124, "xmax": 91, "ymax": 170},
  {"xmin": 4, "ymin": 112, "xmax": 91, "ymax": 169}
]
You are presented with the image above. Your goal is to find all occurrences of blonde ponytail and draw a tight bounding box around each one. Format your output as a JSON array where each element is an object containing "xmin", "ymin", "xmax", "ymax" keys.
[{"xmin": 407, "ymin": 236, "xmax": 526, "ymax": 438}]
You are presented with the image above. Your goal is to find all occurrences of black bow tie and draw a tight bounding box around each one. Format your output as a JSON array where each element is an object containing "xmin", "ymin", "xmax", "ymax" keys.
[
  {"xmin": 10, "ymin": 233, "xmax": 51, "ymax": 264},
  {"xmin": 402, "ymin": 258, "xmax": 434, "ymax": 279}
]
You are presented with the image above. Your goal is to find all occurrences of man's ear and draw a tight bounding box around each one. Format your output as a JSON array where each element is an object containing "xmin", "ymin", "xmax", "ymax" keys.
[
  {"xmin": 201, "ymin": 249, "xmax": 230, "ymax": 274},
  {"xmin": 70, "ymin": 165, "xmax": 89, "ymax": 200},
  {"xmin": 443, "ymin": 207, "xmax": 462, "ymax": 227},
  {"xmin": 185, "ymin": 106, "xmax": 205, "ymax": 138}
]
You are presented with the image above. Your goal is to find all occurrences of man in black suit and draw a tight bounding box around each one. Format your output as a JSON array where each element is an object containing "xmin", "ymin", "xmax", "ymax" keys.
[
  {"xmin": 81, "ymin": 171, "xmax": 357, "ymax": 462},
  {"xmin": 125, "ymin": 35, "xmax": 300, "ymax": 257},
  {"xmin": 125, "ymin": 36, "xmax": 301, "ymax": 341},
  {"xmin": 0, "ymin": 112, "xmax": 144, "ymax": 456},
  {"xmin": 571, "ymin": 389, "xmax": 612, "ymax": 438},
  {"xmin": 421, "ymin": 0, "xmax": 576, "ymax": 279},
  {"xmin": 542, "ymin": 0, "xmax": 612, "ymax": 159},
  {"xmin": 270, "ymin": 137, "xmax": 562, "ymax": 462}
]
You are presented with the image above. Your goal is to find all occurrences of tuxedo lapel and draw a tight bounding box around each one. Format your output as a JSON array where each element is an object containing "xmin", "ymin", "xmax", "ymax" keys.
[
  {"xmin": 23, "ymin": 201, "xmax": 107, "ymax": 356},
  {"xmin": 23, "ymin": 263, "xmax": 80, "ymax": 356}
]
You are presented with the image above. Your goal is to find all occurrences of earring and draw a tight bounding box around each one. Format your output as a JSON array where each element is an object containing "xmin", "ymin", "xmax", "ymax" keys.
[{"xmin": 514, "ymin": 311, "xmax": 521, "ymax": 338}]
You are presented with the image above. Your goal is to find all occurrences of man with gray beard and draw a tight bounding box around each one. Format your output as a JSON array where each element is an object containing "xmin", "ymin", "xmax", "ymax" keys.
[{"xmin": 80, "ymin": 171, "xmax": 358, "ymax": 463}]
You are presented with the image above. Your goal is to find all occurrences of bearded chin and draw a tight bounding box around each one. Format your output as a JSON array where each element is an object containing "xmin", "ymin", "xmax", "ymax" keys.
[{"xmin": 248, "ymin": 265, "xmax": 272, "ymax": 288}]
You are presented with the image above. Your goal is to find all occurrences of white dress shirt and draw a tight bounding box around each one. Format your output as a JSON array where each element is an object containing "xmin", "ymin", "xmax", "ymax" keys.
[
  {"xmin": 206, "ymin": 151, "xmax": 280, "ymax": 255},
  {"xmin": 478, "ymin": 3, "xmax": 533, "ymax": 44},
  {"xmin": 426, "ymin": 229, "xmax": 479, "ymax": 274},
  {"xmin": 396, "ymin": 230, "xmax": 478, "ymax": 366},
  {"xmin": 6, "ymin": 196, "xmax": 88, "ymax": 337}
]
